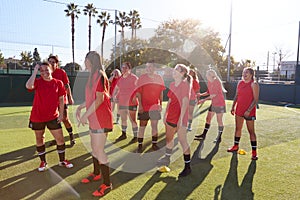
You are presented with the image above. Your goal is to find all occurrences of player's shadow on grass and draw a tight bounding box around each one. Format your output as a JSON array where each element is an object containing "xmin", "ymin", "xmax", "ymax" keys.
[
  {"xmin": 0, "ymin": 152, "xmax": 93, "ymax": 199},
  {"xmin": 129, "ymin": 139, "xmax": 220, "ymax": 200},
  {"xmin": 219, "ymin": 153, "xmax": 256, "ymax": 200}
]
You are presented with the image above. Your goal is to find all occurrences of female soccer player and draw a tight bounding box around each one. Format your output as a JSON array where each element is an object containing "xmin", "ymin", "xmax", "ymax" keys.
[
  {"xmin": 136, "ymin": 60, "xmax": 165, "ymax": 153},
  {"xmin": 187, "ymin": 68, "xmax": 200, "ymax": 131},
  {"xmin": 76, "ymin": 51, "xmax": 113, "ymax": 197},
  {"xmin": 26, "ymin": 62, "xmax": 73, "ymax": 172},
  {"xmin": 48, "ymin": 55, "xmax": 76, "ymax": 146},
  {"xmin": 109, "ymin": 68, "xmax": 121, "ymax": 124},
  {"xmin": 227, "ymin": 67, "xmax": 259, "ymax": 160},
  {"xmin": 157, "ymin": 64, "xmax": 192, "ymax": 177},
  {"xmin": 113, "ymin": 62, "xmax": 139, "ymax": 143},
  {"xmin": 194, "ymin": 69, "xmax": 227, "ymax": 143}
]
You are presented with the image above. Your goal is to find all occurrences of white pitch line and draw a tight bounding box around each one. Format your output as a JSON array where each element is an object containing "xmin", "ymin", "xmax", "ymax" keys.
[{"xmin": 284, "ymin": 104, "xmax": 300, "ymax": 114}]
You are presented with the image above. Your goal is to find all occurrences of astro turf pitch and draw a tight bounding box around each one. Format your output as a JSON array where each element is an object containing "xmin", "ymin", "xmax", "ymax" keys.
[{"xmin": 0, "ymin": 101, "xmax": 300, "ymax": 200}]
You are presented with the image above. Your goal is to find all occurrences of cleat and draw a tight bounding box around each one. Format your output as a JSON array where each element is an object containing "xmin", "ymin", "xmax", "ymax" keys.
[
  {"xmin": 152, "ymin": 144, "xmax": 159, "ymax": 151},
  {"xmin": 194, "ymin": 134, "xmax": 205, "ymax": 141},
  {"xmin": 128, "ymin": 137, "xmax": 138, "ymax": 144},
  {"xmin": 59, "ymin": 160, "xmax": 73, "ymax": 168},
  {"xmin": 81, "ymin": 173, "xmax": 101, "ymax": 183},
  {"xmin": 227, "ymin": 145, "xmax": 239, "ymax": 152},
  {"xmin": 48, "ymin": 140, "xmax": 57, "ymax": 147},
  {"xmin": 178, "ymin": 167, "xmax": 192, "ymax": 177},
  {"xmin": 157, "ymin": 156, "xmax": 170, "ymax": 167},
  {"xmin": 38, "ymin": 161, "xmax": 47, "ymax": 172},
  {"xmin": 115, "ymin": 134, "xmax": 127, "ymax": 142},
  {"xmin": 92, "ymin": 183, "xmax": 112, "ymax": 197},
  {"xmin": 251, "ymin": 150, "xmax": 258, "ymax": 160}
]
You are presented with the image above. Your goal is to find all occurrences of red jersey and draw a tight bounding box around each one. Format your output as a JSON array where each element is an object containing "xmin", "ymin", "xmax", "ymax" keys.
[
  {"xmin": 207, "ymin": 79, "xmax": 225, "ymax": 107},
  {"xmin": 29, "ymin": 78, "xmax": 66, "ymax": 122},
  {"xmin": 110, "ymin": 77, "xmax": 120, "ymax": 96},
  {"xmin": 136, "ymin": 73, "xmax": 165, "ymax": 111},
  {"xmin": 190, "ymin": 79, "xmax": 200, "ymax": 101},
  {"xmin": 235, "ymin": 80, "xmax": 256, "ymax": 117},
  {"xmin": 85, "ymin": 72, "xmax": 113, "ymax": 130},
  {"xmin": 52, "ymin": 68, "xmax": 69, "ymax": 104},
  {"xmin": 166, "ymin": 80, "xmax": 191, "ymax": 126},
  {"xmin": 116, "ymin": 73, "xmax": 138, "ymax": 106}
]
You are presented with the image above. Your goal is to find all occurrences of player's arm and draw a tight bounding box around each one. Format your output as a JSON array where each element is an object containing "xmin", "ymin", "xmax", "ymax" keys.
[
  {"xmin": 231, "ymin": 81, "xmax": 240, "ymax": 115},
  {"xmin": 245, "ymin": 82, "xmax": 260, "ymax": 115},
  {"xmin": 25, "ymin": 64, "xmax": 39, "ymax": 89},
  {"xmin": 65, "ymin": 84, "xmax": 74, "ymax": 105},
  {"xmin": 57, "ymin": 95, "xmax": 64, "ymax": 123}
]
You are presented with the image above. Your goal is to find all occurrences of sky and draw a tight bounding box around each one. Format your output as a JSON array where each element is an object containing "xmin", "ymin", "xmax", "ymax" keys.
[{"xmin": 0, "ymin": 0, "xmax": 299, "ymax": 70}]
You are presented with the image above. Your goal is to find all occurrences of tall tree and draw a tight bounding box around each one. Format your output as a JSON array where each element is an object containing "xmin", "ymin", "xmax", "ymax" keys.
[
  {"xmin": 33, "ymin": 48, "xmax": 41, "ymax": 63},
  {"xmin": 128, "ymin": 10, "xmax": 142, "ymax": 39},
  {"xmin": 116, "ymin": 11, "xmax": 129, "ymax": 44},
  {"xmin": 83, "ymin": 3, "xmax": 98, "ymax": 52},
  {"xmin": 20, "ymin": 51, "xmax": 33, "ymax": 68},
  {"xmin": 64, "ymin": 3, "xmax": 80, "ymax": 72},
  {"xmin": 0, "ymin": 51, "xmax": 4, "ymax": 65},
  {"xmin": 97, "ymin": 11, "xmax": 111, "ymax": 59}
]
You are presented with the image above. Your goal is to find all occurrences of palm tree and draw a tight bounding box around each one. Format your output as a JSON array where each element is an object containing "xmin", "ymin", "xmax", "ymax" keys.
[
  {"xmin": 116, "ymin": 11, "xmax": 129, "ymax": 43},
  {"xmin": 97, "ymin": 11, "xmax": 112, "ymax": 60},
  {"xmin": 64, "ymin": 3, "xmax": 80, "ymax": 73},
  {"xmin": 128, "ymin": 10, "xmax": 142, "ymax": 39},
  {"xmin": 83, "ymin": 3, "xmax": 98, "ymax": 52}
]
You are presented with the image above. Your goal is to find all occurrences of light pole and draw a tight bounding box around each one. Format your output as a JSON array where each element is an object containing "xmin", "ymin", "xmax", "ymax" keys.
[{"xmin": 272, "ymin": 52, "xmax": 277, "ymax": 73}]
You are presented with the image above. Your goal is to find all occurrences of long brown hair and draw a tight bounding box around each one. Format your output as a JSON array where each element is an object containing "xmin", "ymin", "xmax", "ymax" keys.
[{"xmin": 85, "ymin": 51, "xmax": 109, "ymax": 94}]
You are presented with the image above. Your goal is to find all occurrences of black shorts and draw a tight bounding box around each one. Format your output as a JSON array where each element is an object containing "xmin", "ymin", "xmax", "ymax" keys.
[
  {"xmin": 90, "ymin": 128, "xmax": 113, "ymax": 134},
  {"xmin": 189, "ymin": 99, "xmax": 197, "ymax": 106},
  {"xmin": 119, "ymin": 105, "xmax": 138, "ymax": 111},
  {"xmin": 138, "ymin": 110, "xmax": 161, "ymax": 121},
  {"xmin": 244, "ymin": 116, "xmax": 256, "ymax": 121},
  {"xmin": 29, "ymin": 118, "xmax": 62, "ymax": 130},
  {"xmin": 166, "ymin": 121, "xmax": 177, "ymax": 128},
  {"xmin": 209, "ymin": 105, "xmax": 226, "ymax": 113}
]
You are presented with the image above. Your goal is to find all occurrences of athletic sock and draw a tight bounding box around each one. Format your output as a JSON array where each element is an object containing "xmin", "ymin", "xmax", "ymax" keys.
[
  {"xmin": 57, "ymin": 143, "xmax": 66, "ymax": 162},
  {"xmin": 100, "ymin": 164, "xmax": 110, "ymax": 186},
  {"xmin": 183, "ymin": 154, "xmax": 191, "ymax": 169},
  {"xmin": 138, "ymin": 137, "xmax": 144, "ymax": 145},
  {"xmin": 66, "ymin": 127, "xmax": 73, "ymax": 135},
  {"xmin": 218, "ymin": 126, "xmax": 224, "ymax": 137},
  {"xmin": 121, "ymin": 126, "xmax": 127, "ymax": 136},
  {"xmin": 37, "ymin": 145, "xmax": 46, "ymax": 162},
  {"xmin": 132, "ymin": 127, "xmax": 138, "ymax": 138},
  {"xmin": 116, "ymin": 114, "xmax": 120, "ymax": 123},
  {"xmin": 165, "ymin": 148, "xmax": 172, "ymax": 158},
  {"xmin": 202, "ymin": 123, "xmax": 210, "ymax": 136},
  {"xmin": 234, "ymin": 136, "xmax": 241, "ymax": 146},
  {"xmin": 251, "ymin": 141, "xmax": 257, "ymax": 151},
  {"xmin": 152, "ymin": 136, "xmax": 158, "ymax": 144},
  {"xmin": 188, "ymin": 119, "xmax": 192, "ymax": 129},
  {"xmin": 92, "ymin": 156, "xmax": 100, "ymax": 175}
]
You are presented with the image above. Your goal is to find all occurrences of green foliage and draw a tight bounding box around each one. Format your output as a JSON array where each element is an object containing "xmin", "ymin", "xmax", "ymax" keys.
[
  {"xmin": 0, "ymin": 50, "xmax": 4, "ymax": 65},
  {"xmin": 20, "ymin": 51, "xmax": 33, "ymax": 67}
]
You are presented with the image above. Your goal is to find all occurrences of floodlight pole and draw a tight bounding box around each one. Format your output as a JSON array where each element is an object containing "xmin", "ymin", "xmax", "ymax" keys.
[{"xmin": 227, "ymin": 0, "xmax": 232, "ymax": 82}]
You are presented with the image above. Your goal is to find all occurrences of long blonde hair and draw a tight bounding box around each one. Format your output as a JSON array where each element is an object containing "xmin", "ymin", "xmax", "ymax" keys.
[{"xmin": 206, "ymin": 69, "xmax": 227, "ymax": 93}]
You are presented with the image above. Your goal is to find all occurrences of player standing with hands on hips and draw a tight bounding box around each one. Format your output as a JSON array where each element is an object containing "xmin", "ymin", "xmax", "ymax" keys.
[{"xmin": 227, "ymin": 67, "xmax": 259, "ymax": 160}]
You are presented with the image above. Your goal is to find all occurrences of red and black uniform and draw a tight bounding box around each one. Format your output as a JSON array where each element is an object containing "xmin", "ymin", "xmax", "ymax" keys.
[
  {"xmin": 85, "ymin": 72, "xmax": 113, "ymax": 131},
  {"xmin": 166, "ymin": 80, "xmax": 191, "ymax": 127},
  {"xmin": 136, "ymin": 73, "xmax": 165, "ymax": 112},
  {"xmin": 190, "ymin": 79, "xmax": 200, "ymax": 105},
  {"xmin": 52, "ymin": 68, "xmax": 69, "ymax": 104},
  {"xmin": 29, "ymin": 78, "xmax": 66, "ymax": 123},
  {"xmin": 235, "ymin": 80, "xmax": 256, "ymax": 118},
  {"xmin": 117, "ymin": 73, "xmax": 138, "ymax": 108}
]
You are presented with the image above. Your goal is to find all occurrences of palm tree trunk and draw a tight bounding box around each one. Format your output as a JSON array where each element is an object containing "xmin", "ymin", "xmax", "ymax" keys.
[
  {"xmin": 101, "ymin": 25, "xmax": 106, "ymax": 61},
  {"xmin": 71, "ymin": 15, "xmax": 75, "ymax": 75},
  {"xmin": 88, "ymin": 14, "xmax": 91, "ymax": 52}
]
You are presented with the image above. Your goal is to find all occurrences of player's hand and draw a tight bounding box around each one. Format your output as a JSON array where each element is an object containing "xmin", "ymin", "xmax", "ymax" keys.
[{"xmin": 230, "ymin": 108, "xmax": 235, "ymax": 115}]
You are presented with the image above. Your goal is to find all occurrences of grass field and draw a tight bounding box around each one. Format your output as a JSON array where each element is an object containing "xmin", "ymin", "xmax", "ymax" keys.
[{"xmin": 0, "ymin": 101, "xmax": 300, "ymax": 200}]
